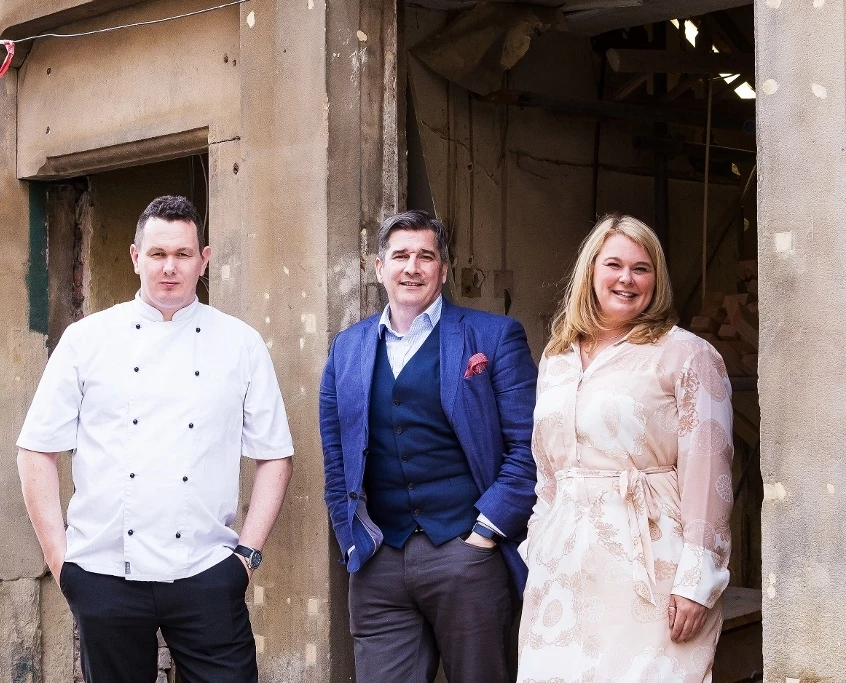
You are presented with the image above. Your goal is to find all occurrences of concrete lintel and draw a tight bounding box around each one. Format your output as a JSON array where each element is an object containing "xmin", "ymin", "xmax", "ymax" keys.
[
  {"xmin": 0, "ymin": 0, "xmax": 145, "ymax": 40},
  {"xmin": 29, "ymin": 127, "xmax": 210, "ymax": 181}
]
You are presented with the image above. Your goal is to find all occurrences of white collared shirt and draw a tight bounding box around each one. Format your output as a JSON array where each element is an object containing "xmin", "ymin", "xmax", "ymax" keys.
[
  {"xmin": 18, "ymin": 294, "xmax": 294, "ymax": 581},
  {"xmin": 378, "ymin": 295, "xmax": 442, "ymax": 377}
]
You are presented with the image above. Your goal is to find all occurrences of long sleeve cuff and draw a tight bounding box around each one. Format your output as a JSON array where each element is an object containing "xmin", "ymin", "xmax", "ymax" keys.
[{"xmin": 671, "ymin": 542, "xmax": 730, "ymax": 608}]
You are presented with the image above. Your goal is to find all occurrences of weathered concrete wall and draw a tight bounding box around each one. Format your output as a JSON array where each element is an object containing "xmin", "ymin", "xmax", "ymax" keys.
[
  {"xmin": 15, "ymin": 0, "xmax": 239, "ymax": 179},
  {"xmin": 4, "ymin": 0, "xmax": 353, "ymax": 680},
  {"xmin": 756, "ymin": 1, "xmax": 846, "ymax": 681},
  {"xmin": 0, "ymin": 579, "xmax": 42, "ymax": 682},
  {"xmin": 233, "ymin": 0, "xmax": 332, "ymax": 679},
  {"xmin": 0, "ymin": 49, "xmax": 50, "ymax": 586}
]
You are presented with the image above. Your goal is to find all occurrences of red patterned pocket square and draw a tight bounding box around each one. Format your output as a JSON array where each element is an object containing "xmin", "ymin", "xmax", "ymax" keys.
[{"xmin": 464, "ymin": 353, "xmax": 488, "ymax": 378}]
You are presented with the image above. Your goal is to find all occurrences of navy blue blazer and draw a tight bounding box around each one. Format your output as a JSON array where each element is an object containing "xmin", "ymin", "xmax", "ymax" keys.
[{"xmin": 319, "ymin": 300, "xmax": 538, "ymax": 594}]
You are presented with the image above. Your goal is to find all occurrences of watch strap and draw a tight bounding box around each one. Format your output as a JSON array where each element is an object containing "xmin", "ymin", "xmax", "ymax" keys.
[
  {"xmin": 472, "ymin": 522, "xmax": 503, "ymax": 543},
  {"xmin": 233, "ymin": 544, "xmax": 263, "ymax": 569}
]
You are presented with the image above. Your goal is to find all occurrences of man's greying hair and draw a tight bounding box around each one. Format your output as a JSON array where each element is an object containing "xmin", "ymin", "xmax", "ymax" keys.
[
  {"xmin": 377, "ymin": 210, "xmax": 450, "ymax": 262},
  {"xmin": 135, "ymin": 195, "xmax": 205, "ymax": 250}
]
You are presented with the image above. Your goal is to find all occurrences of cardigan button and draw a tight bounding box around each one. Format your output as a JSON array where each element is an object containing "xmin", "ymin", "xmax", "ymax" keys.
[
  {"xmin": 135, "ymin": 324, "xmax": 141, "ymax": 329},
  {"xmin": 132, "ymin": 419, "xmax": 138, "ymax": 425},
  {"xmin": 127, "ymin": 530, "xmax": 134, "ymax": 536},
  {"xmin": 407, "ymin": 483, "xmax": 415, "ymax": 490},
  {"xmin": 393, "ymin": 399, "xmax": 401, "ymax": 406},
  {"xmin": 175, "ymin": 532, "xmax": 181, "ymax": 539},
  {"xmin": 348, "ymin": 492, "xmax": 358, "ymax": 500},
  {"xmin": 395, "ymin": 427, "xmax": 403, "ymax": 435}
]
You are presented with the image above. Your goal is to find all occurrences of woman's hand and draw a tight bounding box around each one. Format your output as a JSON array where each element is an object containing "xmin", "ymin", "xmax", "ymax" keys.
[{"xmin": 668, "ymin": 594, "xmax": 707, "ymax": 643}]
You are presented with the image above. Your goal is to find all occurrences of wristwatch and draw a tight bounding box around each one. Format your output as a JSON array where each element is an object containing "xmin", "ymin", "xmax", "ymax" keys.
[
  {"xmin": 472, "ymin": 522, "xmax": 503, "ymax": 543},
  {"xmin": 233, "ymin": 545, "xmax": 263, "ymax": 570}
]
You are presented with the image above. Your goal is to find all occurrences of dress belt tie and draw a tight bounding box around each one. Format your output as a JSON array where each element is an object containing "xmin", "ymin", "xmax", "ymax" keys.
[{"xmin": 555, "ymin": 465, "xmax": 676, "ymax": 606}]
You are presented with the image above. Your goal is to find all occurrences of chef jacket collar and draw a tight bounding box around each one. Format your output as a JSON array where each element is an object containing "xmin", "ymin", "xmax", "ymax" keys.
[{"xmin": 133, "ymin": 291, "xmax": 200, "ymax": 322}]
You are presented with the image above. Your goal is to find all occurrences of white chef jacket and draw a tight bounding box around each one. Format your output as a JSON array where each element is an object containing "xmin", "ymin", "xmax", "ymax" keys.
[{"xmin": 17, "ymin": 294, "xmax": 295, "ymax": 582}]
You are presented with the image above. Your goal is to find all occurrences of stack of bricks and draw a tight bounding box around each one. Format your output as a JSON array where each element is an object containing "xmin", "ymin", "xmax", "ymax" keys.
[
  {"xmin": 72, "ymin": 624, "xmax": 176, "ymax": 682},
  {"xmin": 689, "ymin": 260, "xmax": 758, "ymax": 377}
]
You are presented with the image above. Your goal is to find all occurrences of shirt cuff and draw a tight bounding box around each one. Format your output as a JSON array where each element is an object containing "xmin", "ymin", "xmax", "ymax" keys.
[
  {"xmin": 476, "ymin": 514, "xmax": 506, "ymax": 538},
  {"xmin": 671, "ymin": 542, "xmax": 730, "ymax": 609}
]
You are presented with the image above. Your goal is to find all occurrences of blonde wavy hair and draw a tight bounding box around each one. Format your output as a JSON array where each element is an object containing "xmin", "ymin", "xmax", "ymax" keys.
[{"xmin": 545, "ymin": 213, "xmax": 677, "ymax": 357}]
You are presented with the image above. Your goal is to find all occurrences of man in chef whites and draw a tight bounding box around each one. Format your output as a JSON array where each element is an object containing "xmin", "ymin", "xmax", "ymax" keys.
[{"xmin": 16, "ymin": 195, "xmax": 294, "ymax": 683}]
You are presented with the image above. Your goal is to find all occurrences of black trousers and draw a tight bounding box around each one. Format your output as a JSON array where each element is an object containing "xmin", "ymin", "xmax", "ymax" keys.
[
  {"xmin": 349, "ymin": 532, "xmax": 513, "ymax": 683},
  {"xmin": 60, "ymin": 554, "xmax": 257, "ymax": 683}
]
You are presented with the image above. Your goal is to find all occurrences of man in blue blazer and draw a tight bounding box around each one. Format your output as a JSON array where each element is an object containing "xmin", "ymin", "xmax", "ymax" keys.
[{"xmin": 320, "ymin": 210, "xmax": 537, "ymax": 683}]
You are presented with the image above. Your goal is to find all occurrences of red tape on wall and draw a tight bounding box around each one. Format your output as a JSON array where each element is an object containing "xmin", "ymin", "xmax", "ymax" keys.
[{"xmin": 0, "ymin": 41, "xmax": 14, "ymax": 77}]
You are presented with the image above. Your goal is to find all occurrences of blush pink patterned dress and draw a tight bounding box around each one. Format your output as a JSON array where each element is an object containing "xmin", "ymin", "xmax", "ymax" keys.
[{"xmin": 517, "ymin": 327, "xmax": 734, "ymax": 683}]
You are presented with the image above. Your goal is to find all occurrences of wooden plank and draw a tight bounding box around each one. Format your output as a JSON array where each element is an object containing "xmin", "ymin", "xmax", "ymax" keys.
[
  {"xmin": 736, "ymin": 259, "xmax": 757, "ymax": 281},
  {"xmin": 721, "ymin": 586, "xmax": 762, "ymax": 630},
  {"xmin": 718, "ymin": 324, "xmax": 739, "ymax": 341},
  {"xmin": 742, "ymin": 353, "xmax": 758, "ymax": 376},
  {"xmin": 609, "ymin": 73, "xmax": 649, "ymax": 101},
  {"xmin": 690, "ymin": 315, "xmax": 719, "ymax": 335},
  {"xmin": 733, "ymin": 411, "xmax": 759, "ymax": 447},
  {"xmin": 606, "ymin": 48, "xmax": 754, "ymax": 75},
  {"xmin": 479, "ymin": 89, "xmax": 754, "ymax": 128},
  {"xmin": 562, "ymin": 0, "xmax": 753, "ymax": 37},
  {"xmin": 732, "ymin": 390, "xmax": 760, "ymax": 428},
  {"xmin": 711, "ymin": 340, "xmax": 747, "ymax": 377}
]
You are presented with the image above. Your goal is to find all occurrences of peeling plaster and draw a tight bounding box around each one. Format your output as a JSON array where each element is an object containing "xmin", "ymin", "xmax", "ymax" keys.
[
  {"xmin": 301, "ymin": 313, "xmax": 317, "ymax": 333},
  {"xmin": 762, "ymin": 78, "xmax": 780, "ymax": 95},
  {"xmin": 764, "ymin": 482, "xmax": 787, "ymax": 501},
  {"xmin": 221, "ymin": 264, "xmax": 231, "ymax": 280},
  {"xmin": 254, "ymin": 585, "xmax": 265, "ymax": 605},
  {"xmin": 774, "ymin": 232, "xmax": 794, "ymax": 253},
  {"xmin": 812, "ymin": 83, "xmax": 828, "ymax": 98},
  {"xmin": 246, "ymin": 11, "xmax": 255, "ymax": 28},
  {"xmin": 356, "ymin": 30, "xmax": 368, "ymax": 42}
]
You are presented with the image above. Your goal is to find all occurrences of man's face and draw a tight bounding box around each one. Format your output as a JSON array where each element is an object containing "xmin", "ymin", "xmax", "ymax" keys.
[
  {"xmin": 130, "ymin": 217, "xmax": 211, "ymax": 321},
  {"xmin": 375, "ymin": 228, "xmax": 448, "ymax": 320}
]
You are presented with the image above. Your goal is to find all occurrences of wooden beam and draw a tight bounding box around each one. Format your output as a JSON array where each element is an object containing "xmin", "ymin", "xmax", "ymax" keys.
[
  {"xmin": 607, "ymin": 48, "xmax": 754, "ymax": 74},
  {"xmin": 609, "ymin": 73, "xmax": 649, "ymax": 101},
  {"xmin": 478, "ymin": 89, "xmax": 753, "ymax": 129}
]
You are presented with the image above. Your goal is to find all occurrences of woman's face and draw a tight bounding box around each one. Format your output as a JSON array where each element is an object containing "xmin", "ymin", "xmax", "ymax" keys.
[{"xmin": 592, "ymin": 233, "xmax": 656, "ymax": 328}]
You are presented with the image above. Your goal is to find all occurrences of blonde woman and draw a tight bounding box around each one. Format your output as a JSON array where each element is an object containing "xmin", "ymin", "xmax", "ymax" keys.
[{"xmin": 517, "ymin": 214, "xmax": 733, "ymax": 682}]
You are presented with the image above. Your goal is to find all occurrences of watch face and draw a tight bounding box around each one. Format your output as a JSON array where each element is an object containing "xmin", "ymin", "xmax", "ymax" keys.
[{"xmin": 249, "ymin": 549, "xmax": 263, "ymax": 569}]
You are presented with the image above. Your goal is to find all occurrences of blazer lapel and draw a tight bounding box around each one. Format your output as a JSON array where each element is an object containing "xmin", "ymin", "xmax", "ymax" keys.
[
  {"xmin": 440, "ymin": 301, "xmax": 465, "ymax": 420},
  {"xmin": 359, "ymin": 317, "xmax": 380, "ymax": 428}
]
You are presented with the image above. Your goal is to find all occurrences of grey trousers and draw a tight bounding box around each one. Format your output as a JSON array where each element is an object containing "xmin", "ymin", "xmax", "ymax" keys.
[{"xmin": 349, "ymin": 532, "xmax": 512, "ymax": 683}]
